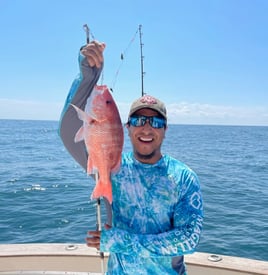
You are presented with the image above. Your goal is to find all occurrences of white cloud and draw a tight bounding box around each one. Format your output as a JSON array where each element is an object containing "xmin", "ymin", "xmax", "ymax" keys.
[
  {"xmin": 166, "ymin": 102, "xmax": 268, "ymax": 126},
  {"xmin": 0, "ymin": 98, "xmax": 267, "ymax": 126},
  {"xmin": 0, "ymin": 98, "xmax": 63, "ymax": 121}
]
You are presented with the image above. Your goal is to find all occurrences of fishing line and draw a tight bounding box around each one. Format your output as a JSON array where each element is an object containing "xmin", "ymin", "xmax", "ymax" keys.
[
  {"xmin": 83, "ymin": 24, "xmax": 139, "ymax": 90},
  {"xmin": 83, "ymin": 24, "xmax": 96, "ymax": 42},
  {"xmin": 82, "ymin": 24, "xmax": 104, "ymax": 85},
  {"xmin": 110, "ymin": 27, "xmax": 139, "ymax": 92}
]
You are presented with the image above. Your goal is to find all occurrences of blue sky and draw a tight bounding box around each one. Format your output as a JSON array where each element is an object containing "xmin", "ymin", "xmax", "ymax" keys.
[{"xmin": 0, "ymin": 0, "xmax": 267, "ymax": 125}]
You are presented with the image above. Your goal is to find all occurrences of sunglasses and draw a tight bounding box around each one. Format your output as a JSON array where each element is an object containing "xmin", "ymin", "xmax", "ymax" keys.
[{"xmin": 128, "ymin": 115, "xmax": 166, "ymax": 129}]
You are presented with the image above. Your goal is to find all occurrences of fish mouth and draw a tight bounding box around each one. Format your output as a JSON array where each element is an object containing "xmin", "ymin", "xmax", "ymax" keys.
[{"xmin": 139, "ymin": 137, "xmax": 153, "ymax": 142}]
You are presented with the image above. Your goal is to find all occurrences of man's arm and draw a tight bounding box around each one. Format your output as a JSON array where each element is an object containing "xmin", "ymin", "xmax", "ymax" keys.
[
  {"xmin": 99, "ymin": 170, "xmax": 203, "ymax": 257},
  {"xmin": 59, "ymin": 42, "xmax": 112, "ymax": 224},
  {"xmin": 58, "ymin": 42, "xmax": 104, "ymax": 170}
]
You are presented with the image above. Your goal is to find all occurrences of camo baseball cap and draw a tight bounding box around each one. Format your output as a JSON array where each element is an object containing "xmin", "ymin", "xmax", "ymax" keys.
[{"xmin": 128, "ymin": 95, "xmax": 167, "ymax": 120}]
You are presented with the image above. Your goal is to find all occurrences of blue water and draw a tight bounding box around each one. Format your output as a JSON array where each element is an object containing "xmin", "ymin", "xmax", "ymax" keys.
[{"xmin": 0, "ymin": 119, "xmax": 267, "ymax": 261}]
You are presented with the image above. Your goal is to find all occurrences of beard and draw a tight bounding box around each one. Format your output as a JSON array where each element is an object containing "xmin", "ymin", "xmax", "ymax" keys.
[{"xmin": 133, "ymin": 148, "xmax": 161, "ymax": 164}]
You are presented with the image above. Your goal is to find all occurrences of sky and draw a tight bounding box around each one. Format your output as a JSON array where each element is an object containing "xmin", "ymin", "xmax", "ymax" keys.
[{"xmin": 0, "ymin": 0, "xmax": 268, "ymax": 126}]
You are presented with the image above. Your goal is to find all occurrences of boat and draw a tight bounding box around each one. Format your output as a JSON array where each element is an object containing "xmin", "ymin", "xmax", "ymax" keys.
[{"xmin": 0, "ymin": 243, "xmax": 267, "ymax": 274}]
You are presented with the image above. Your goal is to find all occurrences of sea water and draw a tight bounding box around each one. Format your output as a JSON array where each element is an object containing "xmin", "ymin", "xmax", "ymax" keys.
[{"xmin": 0, "ymin": 119, "xmax": 267, "ymax": 261}]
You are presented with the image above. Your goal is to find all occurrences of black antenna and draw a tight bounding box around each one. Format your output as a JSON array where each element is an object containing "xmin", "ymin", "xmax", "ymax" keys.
[{"xmin": 139, "ymin": 25, "xmax": 145, "ymax": 96}]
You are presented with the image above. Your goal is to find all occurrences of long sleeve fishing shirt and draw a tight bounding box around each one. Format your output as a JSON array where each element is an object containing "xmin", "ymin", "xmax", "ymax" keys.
[
  {"xmin": 101, "ymin": 152, "xmax": 203, "ymax": 274},
  {"xmin": 59, "ymin": 50, "xmax": 203, "ymax": 275}
]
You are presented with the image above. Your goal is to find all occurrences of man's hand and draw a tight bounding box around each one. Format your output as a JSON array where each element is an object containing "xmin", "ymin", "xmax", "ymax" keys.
[
  {"xmin": 81, "ymin": 41, "xmax": 106, "ymax": 68},
  {"xmin": 86, "ymin": 230, "xmax": 101, "ymax": 250},
  {"xmin": 86, "ymin": 223, "xmax": 111, "ymax": 250}
]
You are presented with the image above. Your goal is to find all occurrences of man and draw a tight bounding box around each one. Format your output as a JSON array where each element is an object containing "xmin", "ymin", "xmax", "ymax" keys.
[{"xmin": 59, "ymin": 41, "xmax": 203, "ymax": 274}]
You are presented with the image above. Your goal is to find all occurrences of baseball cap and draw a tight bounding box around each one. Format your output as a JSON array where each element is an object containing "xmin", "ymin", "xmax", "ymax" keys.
[{"xmin": 128, "ymin": 95, "xmax": 167, "ymax": 120}]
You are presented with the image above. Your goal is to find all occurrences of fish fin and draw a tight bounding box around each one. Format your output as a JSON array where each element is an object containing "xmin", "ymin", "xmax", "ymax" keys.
[
  {"xmin": 111, "ymin": 159, "xmax": 121, "ymax": 173},
  {"xmin": 91, "ymin": 179, "xmax": 112, "ymax": 204},
  {"xmin": 71, "ymin": 103, "xmax": 99, "ymax": 124},
  {"xmin": 87, "ymin": 157, "xmax": 95, "ymax": 175},
  {"xmin": 71, "ymin": 104, "xmax": 88, "ymax": 121},
  {"xmin": 74, "ymin": 126, "xmax": 84, "ymax": 143}
]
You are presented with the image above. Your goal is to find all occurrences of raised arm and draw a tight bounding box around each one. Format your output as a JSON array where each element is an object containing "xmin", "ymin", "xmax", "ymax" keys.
[{"xmin": 59, "ymin": 41, "xmax": 105, "ymax": 170}]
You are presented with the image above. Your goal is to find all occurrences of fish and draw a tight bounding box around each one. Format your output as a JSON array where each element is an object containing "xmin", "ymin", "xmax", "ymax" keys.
[{"xmin": 71, "ymin": 85, "xmax": 123, "ymax": 204}]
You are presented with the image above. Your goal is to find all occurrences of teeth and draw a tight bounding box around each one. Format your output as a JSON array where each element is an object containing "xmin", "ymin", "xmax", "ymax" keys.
[{"xmin": 140, "ymin": 137, "xmax": 153, "ymax": 142}]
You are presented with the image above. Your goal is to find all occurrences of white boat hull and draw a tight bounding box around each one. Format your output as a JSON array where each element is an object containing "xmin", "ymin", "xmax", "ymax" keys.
[{"xmin": 0, "ymin": 244, "xmax": 267, "ymax": 275}]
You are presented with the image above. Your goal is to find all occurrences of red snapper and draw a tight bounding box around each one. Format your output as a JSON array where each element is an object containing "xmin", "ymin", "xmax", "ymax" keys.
[{"xmin": 71, "ymin": 85, "xmax": 123, "ymax": 204}]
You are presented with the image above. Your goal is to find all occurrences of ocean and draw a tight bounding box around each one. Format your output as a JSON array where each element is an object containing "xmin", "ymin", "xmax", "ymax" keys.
[{"xmin": 0, "ymin": 119, "xmax": 267, "ymax": 262}]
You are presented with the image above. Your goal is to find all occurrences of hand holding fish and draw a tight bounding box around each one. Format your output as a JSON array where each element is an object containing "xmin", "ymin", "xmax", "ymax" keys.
[{"xmin": 81, "ymin": 41, "xmax": 106, "ymax": 68}]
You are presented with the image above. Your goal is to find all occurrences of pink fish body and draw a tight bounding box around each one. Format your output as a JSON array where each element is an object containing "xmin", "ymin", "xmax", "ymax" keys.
[{"xmin": 71, "ymin": 85, "xmax": 123, "ymax": 203}]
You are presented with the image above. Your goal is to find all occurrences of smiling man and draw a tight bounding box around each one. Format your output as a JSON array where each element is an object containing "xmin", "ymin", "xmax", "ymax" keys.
[
  {"xmin": 127, "ymin": 95, "xmax": 167, "ymax": 164},
  {"xmin": 87, "ymin": 93, "xmax": 203, "ymax": 275},
  {"xmin": 59, "ymin": 40, "xmax": 203, "ymax": 275}
]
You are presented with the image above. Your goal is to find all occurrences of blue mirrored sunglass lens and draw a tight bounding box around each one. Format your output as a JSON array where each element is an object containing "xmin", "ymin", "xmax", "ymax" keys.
[
  {"xmin": 150, "ymin": 117, "xmax": 166, "ymax": 128},
  {"xmin": 129, "ymin": 116, "xmax": 166, "ymax": 128},
  {"xmin": 128, "ymin": 117, "xmax": 142, "ymax": 126}
]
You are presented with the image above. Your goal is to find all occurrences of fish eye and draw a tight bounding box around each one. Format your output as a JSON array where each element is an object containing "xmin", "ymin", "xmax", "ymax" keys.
[{"xmin": 106, "ymin": 100, "xmax": 112, "ymax": 104}]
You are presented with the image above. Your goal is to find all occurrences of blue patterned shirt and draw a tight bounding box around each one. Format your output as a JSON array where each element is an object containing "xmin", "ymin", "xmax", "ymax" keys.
[{"xmin": 100, "ymin": 152, "xmax": 203, "ymax": 274}]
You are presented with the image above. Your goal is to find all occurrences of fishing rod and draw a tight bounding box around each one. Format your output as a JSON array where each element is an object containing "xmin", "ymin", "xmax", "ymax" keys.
[
  {"xmin": 83, "ymin": 24, "xmax": 105, "ymax": 275},
  {"xmin": 83, "ymin": 24, "xmax": 90, "ymax": 44},
  {"xmin": 139, "ymin": 24, "xmax": 145, "ymax": 97},
  {"xmin": 110, "ymin": 24, "xmax": 146, "ymax": 96},
  {"xmin": 95, "ymin": 174, "xmax": 105, "ymax": 275}
]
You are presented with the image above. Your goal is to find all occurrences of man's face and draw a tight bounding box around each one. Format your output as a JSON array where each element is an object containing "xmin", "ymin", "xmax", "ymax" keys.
[{"xmin": 127, "ymin": 108, "xmax": 167, "ymax": 164}]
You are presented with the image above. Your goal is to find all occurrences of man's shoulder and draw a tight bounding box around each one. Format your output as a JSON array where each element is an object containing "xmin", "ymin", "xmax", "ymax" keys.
[
  {"xmin": 163, "ymin": 154, "xmax": 196, "ymax": 175},
  {"xmin": 163, "ymin": 154, "xmax": 186, "ymax": 167}
]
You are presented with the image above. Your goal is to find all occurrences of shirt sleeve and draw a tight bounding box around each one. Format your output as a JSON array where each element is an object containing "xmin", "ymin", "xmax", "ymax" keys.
[
  {"xmin": 100, "ymin": 169, "xmax": 203, "ymax": 257},
  {"xmin": 58, "ymin": 49, "xmax": 113, "ymax": 223},
  {"xmin": 58, "ymin": 49, "xmax": 103, "ymax": 170}
]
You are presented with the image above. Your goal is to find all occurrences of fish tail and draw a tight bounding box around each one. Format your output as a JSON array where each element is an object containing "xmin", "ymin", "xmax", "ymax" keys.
[{"xmin": 91, "ymin": 179, "xmax": 112, "ymax": 204}]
